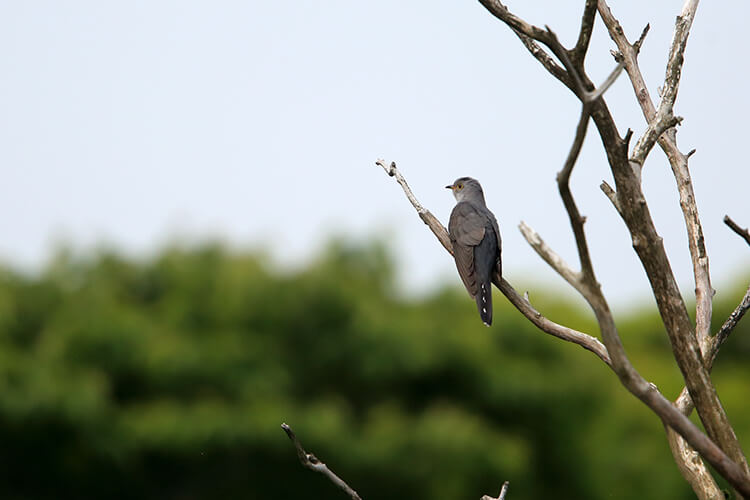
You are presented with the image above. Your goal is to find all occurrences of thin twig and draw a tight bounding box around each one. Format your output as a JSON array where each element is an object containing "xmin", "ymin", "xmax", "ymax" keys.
[
  {"xmin": 710, "ymin": 285, "xmax": 750, "ymax": 365},
  {"xmin": 281, "ymin": 423, "xmax": 363, "ymax": 500},
  {"xmin": 724, "ymin": 215, "xmax": 750, "ymax": 247},
  {"xmin": 512, "ymin": 30, "xmax": 570, "ymax": 88},
  {"xmin": 599, "ymin": 181, "xmax": 621, "ymax": 215},
  {"xmin": 482, "ymin": 481, "xmax": 510, "ymax": 500},
  {"xmin": 375, "ymin": 159, "xmax": 452, "ymax": 252},
  {"xmin": 519, "ymin": 221, "xmax": 584, "ymax": 294},
  {"xmin": 479, "ymin": 0, "xmax": 583, "ymax": 96},
  {"xmin": 588, "ymin": 62, "xmax": 623, "ymax": 103},
  {"xmin": 598, "ymin": 2, "xmax": 656, "ymax": 119},
  {"xmin": 634, "ymin": 23, "xmax": 651, "ymax": 53},
  {"xmin": 557, "ymin": 105, "xmax": 596, "ymax": 281},
  {"xmin": 674, "ymin": 285, "xmax": 750, "ymax": 411},
  {"xmin": 572, "ymin": 0, "xmax": 597, "ymax": 64},
  {"xmin": 627, "ymin": 0, "xmax": 697, "ymax": 168},
  {"xmin": 660, "ymin": 0, "xmax": 700, "ymax": 121}
]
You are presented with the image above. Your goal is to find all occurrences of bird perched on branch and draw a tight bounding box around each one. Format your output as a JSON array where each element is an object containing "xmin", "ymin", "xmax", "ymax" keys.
[{"xmin": 446, "ymin": 177, "xmax": 502, "ymax": 326}]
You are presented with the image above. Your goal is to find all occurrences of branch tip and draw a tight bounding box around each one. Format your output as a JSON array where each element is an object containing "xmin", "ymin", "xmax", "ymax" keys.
[
  {"xmin": 623, "ymin": 128, "xmax": 634, "ymax": 145},
  {"xmin": 634, "ymin": 23, "xmax": 650, "ymax": 53},
  {"xmin": 482, "ymin": 481, "xmax": 510, "ymax": 500},
  {"xmin": 280, "ymin": 422, "xmax": 363, "ymax": 500},
  {"xmin": 724, "ymin": 215, "xmax": 750, "ymax": 247}
]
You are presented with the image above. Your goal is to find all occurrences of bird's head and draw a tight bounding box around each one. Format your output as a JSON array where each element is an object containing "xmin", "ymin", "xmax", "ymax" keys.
[{"xmin": 446, "ymin": 177, "xmax": 484, "ymax": 202}]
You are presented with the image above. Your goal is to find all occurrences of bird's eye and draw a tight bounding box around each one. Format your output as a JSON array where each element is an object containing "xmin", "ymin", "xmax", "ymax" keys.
[{"xmin": 457, "ymin": 183, "xmax": 463, "ymax": 190}]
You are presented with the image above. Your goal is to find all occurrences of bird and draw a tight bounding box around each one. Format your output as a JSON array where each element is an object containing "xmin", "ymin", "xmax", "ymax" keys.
[{"xmin": 446, "ymin": 177, "xmax": 502, "ymax": 326}]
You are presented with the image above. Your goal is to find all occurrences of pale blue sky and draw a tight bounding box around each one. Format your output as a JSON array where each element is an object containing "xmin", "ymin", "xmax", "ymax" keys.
[{"xmin": 1, "ymin": 1, "xmax": 747, "ymax": 310}]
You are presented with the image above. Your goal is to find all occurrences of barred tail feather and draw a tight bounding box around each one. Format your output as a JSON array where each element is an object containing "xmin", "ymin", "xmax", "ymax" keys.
[{"xmin": 475, "ymin": 281, "xmax": 493, "ymax": 326}]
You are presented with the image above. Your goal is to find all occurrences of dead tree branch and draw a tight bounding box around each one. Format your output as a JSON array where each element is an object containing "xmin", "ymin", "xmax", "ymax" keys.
[
  {"xmin": 725, "ymin": 215, "xmax": 750, "ymax": 247},
  {"xmin": 376, "ymin": 159, "xmax": 612, "ymax": 366},
  {"xmin": 373, "ymin": 1, "xmax": 749, "ymax": 495},
  {"xmin": 481, "ymin": 481, "xmax": 510, "ymax": 500},
  {"xmin": 668, "ymin": 283, "xmax": 750, "ymax": 499},
  {"xmin": 598, "ymin": 0, "xmax": 749, "ymax": 493},
  {"xmin": 376, "ymin": 155, "xmax": 750, "ymax": 496},
  {"xmin": 281, "ymin": 423, "xmax": 363, "ymax": 500},
  {"xmin": 711, "ymin": 286, "xmax": 750, "ymax": 365},
  {"xmin": 386, "ymin": 0, "xmax": 750, "ymax": 495},
  {"xmin": 557, "ymin": 107, "xmax": 597, "ymax": 289},
  {"xmin": 572, "ymin": 0, "xmax": 597, "ymax": 64}
]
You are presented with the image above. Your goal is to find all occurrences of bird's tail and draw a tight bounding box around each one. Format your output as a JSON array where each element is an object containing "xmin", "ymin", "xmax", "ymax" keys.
[{"xmin": 475, "ymin": 281, "xmax": 493, "ymax": 326}]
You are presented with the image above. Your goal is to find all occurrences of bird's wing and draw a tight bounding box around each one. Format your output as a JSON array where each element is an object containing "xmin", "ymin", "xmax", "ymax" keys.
[
  {"xmin": 487, "ymin": 211, "xmax": 502, "ymax": 276},
  {"xmin": 449, "ymin": 203, "xmax": 486, "ymax": 296},
  {"xmin": 449, "ymin": 203, "xmax": 486, "ymax": 246}
]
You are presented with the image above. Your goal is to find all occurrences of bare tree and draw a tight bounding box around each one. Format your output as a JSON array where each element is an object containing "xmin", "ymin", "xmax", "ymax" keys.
[
  {"xmin": 377, "ymin": 0, "xmax": 750, "ymax": 498},
  {"xmin": 285, "ymin": 1, "xmax": 750, "ymax": 498}
]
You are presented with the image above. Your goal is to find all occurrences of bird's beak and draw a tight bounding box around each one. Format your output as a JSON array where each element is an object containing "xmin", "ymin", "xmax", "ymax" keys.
[{"xmin": 445, "ymin": 184, "xmax": 454, "ymax": 190}]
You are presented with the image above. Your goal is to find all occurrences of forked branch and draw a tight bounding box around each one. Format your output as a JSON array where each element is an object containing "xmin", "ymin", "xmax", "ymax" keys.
[
  {"xmin": 376, "ymin": 157, "xmax": 750, "ymax": 496},
  {"xmin": 415, "ymin": 0, "xmax": 750, "ymax": 494},
  {"xmin": 598, "ymin": 0, "xmax": 749, "ymax": 490}
]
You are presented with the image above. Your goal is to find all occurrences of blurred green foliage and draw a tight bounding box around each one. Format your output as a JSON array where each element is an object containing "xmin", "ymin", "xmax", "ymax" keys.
[{"xmin": 0, "ymin": 240, "xmax": 747, "ymax": 499}]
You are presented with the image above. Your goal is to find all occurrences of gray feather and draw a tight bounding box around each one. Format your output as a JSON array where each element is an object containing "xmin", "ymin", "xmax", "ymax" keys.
[{"xmin": 447, "ymin": 177, "xmax": 502, "ymax": 326}]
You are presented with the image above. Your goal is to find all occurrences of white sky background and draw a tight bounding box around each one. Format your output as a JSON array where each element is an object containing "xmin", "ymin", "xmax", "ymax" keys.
[{"xmin": 0, "ymin": 1, "xmax": 748, "ymax": 310}]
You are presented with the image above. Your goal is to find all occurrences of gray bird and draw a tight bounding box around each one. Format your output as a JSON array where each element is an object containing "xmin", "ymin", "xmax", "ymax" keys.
[{"xmin": 446, "ymin": 177, "xmax": 502, "ymax": 326}]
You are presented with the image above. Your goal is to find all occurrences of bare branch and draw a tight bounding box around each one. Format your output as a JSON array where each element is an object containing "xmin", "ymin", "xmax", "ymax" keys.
[
  {"xmin": 667, "ymin": 283, "xmax": 750, "ymax": 500},
  {"xmin": 597, "ymin": 2, "xmax": 656, "ymax": 119},
  {"xmin": 519, "ymin": 221, "xmax": 583, "ymax": 293},
  {"xmin": 660, "ymin": 0, "xmax": 699, "ymax": 120},
  {"xmin": 665, "ymin": 427, "xmax": 723, "ymax": 500},
  {"xmin": 724, "ymin": 215, "xmax": 750, "ymax": 247},
  {"xmin": 572, "ymin": 0, "xmax": 597, "ymax": 64},
  {"xmin": 674, "ymin": 284, "xmax": 750, "ymax": 414},
  {"xmin": 597, "ymin": 2, "xmax": 749, "ymax": 485},
  {"xmin": 542, "ymin": 26, "xmax": 589, "ymax": 99},
  {"xmin": 478, "ymin": 0, "xmax": 587, "ymax": 98},
  {"xmin": 627, "ymin": 0, "xmax": 696, "ymax": 168},
  {"xmin": 557, "ymin": 106, "xmax": 595, "ymax": 280},
  {"xmin": 634, "ymin": 23, "xmax": 651, "ymax": 54},
  {"xmin": 281, "ymin": 423, "xmax": 363, "ymax": 500},
  {"xmin": 495, "ymin": 276, "xmax": 611, "ymax": 365},
  {"xmin": 482, "ymin": 481, "xmax": 510, "ymax": 500},
  {"xmin": 589, "ymin": 62, "xmax": 624, "ymax": 103},
  {"xmin": 478, "ymin": 1, "xmax": 750, "ymax": 493},
  {"xmin": 599, "ymin": 181, "xmax": 621, "ymax": 214},
  {"xmin": 630, "ymin": 114, "xmax": 683, "ymax": 166},
  {"xmin": 378, "ymin": 160, "xmax": 611, "ymax": 366},
  {"xmin": 478, "ymin": 0, "xmax": 549, "ymax": 43},
  {"xmin": 710, "ymin": 285, "xmax": 750, "ymax": 365},
  {"xmin": 598, "ymin": 0, "xmax": 712, "ymax": 345},
  {"xmin": 376, "ymin": 1, "xmax": 750, "ymax": 494},
  {"xmin": 512, "ymin": 30, "xmax": 570, "ymax": 87},
  {"xmin": 374, "ymin": 159, "xmax": 750, "ymax": 498},
  {"xmin": 375, "ymin": 159, "xmax": 452, "ymax": 253},
  {"xmin": 480, "ymin": 0, "xmax": 623, "ymax": 105},
  {"xmin": 377, "ymin": 153, "xmax": 750, "ymax": 495}
]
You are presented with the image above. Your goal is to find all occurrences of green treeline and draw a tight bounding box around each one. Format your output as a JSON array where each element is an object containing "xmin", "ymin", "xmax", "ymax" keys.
[{"xmin": 0, "ymin": 240, "xmax": 747, "ymax": 499}]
